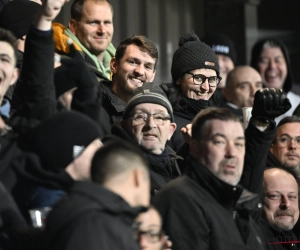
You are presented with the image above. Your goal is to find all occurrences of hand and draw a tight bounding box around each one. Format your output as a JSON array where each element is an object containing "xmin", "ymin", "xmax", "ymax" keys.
[
  {"xmin": 251, "ymin": 88, "xmax": 291, "ymax": 121},
  {"xmin": 162, "ymin": 236, "xmax": 172, "ymax": 250},
  {"xmin": 41, "ymin": 0, "xmax": 69, "ymax": 21},
  {"xmin": 181, "ymin": 124, "xmax": 192, "ymax": 145}
]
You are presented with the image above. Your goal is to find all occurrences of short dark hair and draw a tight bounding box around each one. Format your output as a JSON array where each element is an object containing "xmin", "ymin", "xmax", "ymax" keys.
[
  {"xmin": 91, "ymin": 139, "xmax": 149, "ymax": 184},
  {"xmin": 0, "ymin": 28, "xmax": 18, "ymax": 66},
  {"xmin": 277, "ymin": 116, "xmax": 300, "ymax": 129},
  {"xmin": 71, "ymin": 0, "xmax": 113, "ymax": 21},
  {"xmin": 192, "ymin": 107, "xmax": 241, "ymax": 141},
  {"xmin": 115, "ymin": 35, "xmax": 158, "ymax": 70}
]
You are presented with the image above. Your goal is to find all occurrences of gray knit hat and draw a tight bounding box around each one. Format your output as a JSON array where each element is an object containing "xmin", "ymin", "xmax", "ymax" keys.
[
  {"xmin": 123, "ymin": 82, "xmax": 174, "ymax": 122},
  {"xmin": 171, "ymin": 32, "xmax": 219, "ymax": 83}
]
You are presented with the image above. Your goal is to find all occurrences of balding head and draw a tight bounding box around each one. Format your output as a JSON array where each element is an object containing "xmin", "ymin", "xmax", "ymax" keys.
[
  {"xmin": 224, "ymin": 66, "xmax": 263, "ymax": 109},
  {"xmin": 263, "ymin": 168, "xmax": 299, "ymax": 231}
]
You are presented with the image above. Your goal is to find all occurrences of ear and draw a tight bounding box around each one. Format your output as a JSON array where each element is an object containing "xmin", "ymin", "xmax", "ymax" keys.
[
  {"xmin": 148, "ymin": 70, "xmax": 156, "ymax": 82},
  {"xmin": 175, "ymin": 78, "xmax": 181, "ymax": 86},
  {"xmin": 110, "ymin": 57, "xmax": 117, "ymax": 74},
  {"xmin": 168, "ymin": 122, "xmax": 177, "ymax": 140},
  {"xmin": 69, "ymin": 19, "xmax": 78, "ymax": 35},
  {"xmin": 10, "ymin": 68, "xmax": 19, "ymax": 86},
  {"xmin": 189, "ymin": 139, "xmax": 200, "ymax": 159},
  {"xmin": 132, "ymin": 168, "xmax": 143, "ymax": 188}
]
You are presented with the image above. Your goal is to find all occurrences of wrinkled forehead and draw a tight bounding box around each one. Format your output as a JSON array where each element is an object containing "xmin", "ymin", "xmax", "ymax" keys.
[{"xmin": 264, "ymin": 168, "xmax": 298, "ymax": 192}]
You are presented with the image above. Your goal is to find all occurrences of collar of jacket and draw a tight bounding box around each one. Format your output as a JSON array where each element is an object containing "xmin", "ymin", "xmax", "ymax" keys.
[
  {"xmin": 187, "ymin": 156, "xmax": 258, "ymax": 211},
  {"xmin": 72, "ymin": 181, "xmax": 147, "ymax": 216},
  {"xmin": 101, "ymin": 80, "xmax": 126, "ymax": 113}
]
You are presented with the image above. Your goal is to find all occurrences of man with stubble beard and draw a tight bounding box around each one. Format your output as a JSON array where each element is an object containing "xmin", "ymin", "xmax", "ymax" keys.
[
  {"xmin": 261, "ymin": 167, "xmax": 299, "ymax": 250},
  {"xmin": 267, "ymin": 116, "xmax": 300, "ymax": 178}
]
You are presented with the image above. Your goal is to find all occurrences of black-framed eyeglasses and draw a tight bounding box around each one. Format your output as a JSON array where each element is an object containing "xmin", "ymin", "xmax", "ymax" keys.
[
  {"xmin": 135, "ymin": 229, "xmax": 165, "ymax": 243},
  {"xmin": 130, "ymin": 112, "xmax": 171, "ymax": 126},
  {"xmin": 275, "ymin": 135, "xmax": 300, "ymax": 148},
  {"xmin": 186, "ymin": 72, "xmax": 222, "ymax": 87}
]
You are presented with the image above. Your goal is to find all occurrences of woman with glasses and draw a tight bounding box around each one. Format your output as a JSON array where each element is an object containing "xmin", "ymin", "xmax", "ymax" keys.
[{"xmin": 161, "ymin": 32, "xmax": 221, "ymax": 153}]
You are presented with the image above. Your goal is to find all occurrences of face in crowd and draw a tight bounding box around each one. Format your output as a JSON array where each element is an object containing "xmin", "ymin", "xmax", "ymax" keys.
[
  {"xmin": 263, "ymin": 168, "xmax": 299, "ymax": 231},
  {"xmin": 191, "ymin": 118, "xmax": 245, "ymax": 186},
  {"xmin": 0, "ymin": 41, "xmax": 18, "ymax": 104},
  {"xmin": 122, "ymin": 103, "xmax": 176, "ymax": 155},
  {"xmin": 224, "ymin": 66, "xmax": 263, "ymax": 109},
  {"xmin": 111, "ymin": 45, "xmax": 156, "ymax": 102},
  {"xmin": 216, "ymin": 54, "xmax": 234, "ymax": 89},
  {"xmin": 135, "ymin": 207, "xmax": 166, "ymax": 250},
  {"xmin": 176, "ymin": 68, "xmax": 220, "ymax": 101},
  {"xmin": 270, "ymin": 122, "xmax": 300, "ymax": 174},
  {"xmin": 258, "ymin": 46, "xmax": 287, "ymax": 89},
  {"xmin": 69, "ymin": 0, "xmax": 114, "ymax": 59}
]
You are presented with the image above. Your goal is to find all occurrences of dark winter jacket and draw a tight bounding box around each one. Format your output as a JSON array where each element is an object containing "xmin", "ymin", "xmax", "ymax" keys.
[
  {"xmin": 260, "ymin": 218, "xmax": 300, "ymax": 250},
  {"xmin": 44, "ymin": 181, "xmax": 144, "ymax": 250},
  {"xmin": 153, "ymin": 157, "xmax": 265, "ymax": 250},
  {"xmin": 110, "ymin": 125, "xmax": 183, "ymax": 195}
]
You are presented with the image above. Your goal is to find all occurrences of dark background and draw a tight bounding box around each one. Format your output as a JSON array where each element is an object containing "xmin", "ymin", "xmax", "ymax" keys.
[{"xmin": 56, "ymin": 0, "xmax": 300, "ymax": 86}]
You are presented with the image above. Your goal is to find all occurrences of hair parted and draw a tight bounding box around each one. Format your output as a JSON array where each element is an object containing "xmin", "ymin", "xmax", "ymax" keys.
[
  {"xmin": 115, "ymin": 35, "xmax": 158, "ymax": 69},
  {"xmin": 91, "ymin": 139, "xmax": 149, "ymax": 184},
  {"xmin": 192, "ymin": 107, "xmax": 241, "ymax": 141}
]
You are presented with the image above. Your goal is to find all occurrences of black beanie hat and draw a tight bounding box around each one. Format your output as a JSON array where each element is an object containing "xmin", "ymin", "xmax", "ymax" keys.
[
  {"xmin": 123, "ymin": 82, "xmax": 174, "ymax": 122},
  {"xmin": 0, "ymin": 0, "xmax": 40, "ymax": 39},
  {"xmin": 28, "ymin": 111, "xmax": 102, "ymax": 170},
  {"xmin": 171, "ymin": 32, "xmax": 219, "ymax": 83},
  {"xmin": 203, "ymin": 32, "xmax": 237, "ymax": 65}
]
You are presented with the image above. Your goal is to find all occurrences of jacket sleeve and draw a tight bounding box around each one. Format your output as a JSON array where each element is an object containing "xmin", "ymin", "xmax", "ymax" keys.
[
  {"xmin": 153, "ymin": 188, "xmax": 210, "ymax": 250},
  {"xmin": 239, "ymin": 118, "xmax": 276, "ymax": 194},
  {"xmin": 16, "ymin": 26, "xmax": 57, "ymax": 121}
]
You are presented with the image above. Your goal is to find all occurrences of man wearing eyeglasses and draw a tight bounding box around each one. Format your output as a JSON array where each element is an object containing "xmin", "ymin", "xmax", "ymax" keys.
[
  {"xmin": 109, "ymin": 82, "xmax": 182, "ymax": 195},
  {"xmin": 267, "ymin": 116, "xmax": 300, "ymax": 177}
]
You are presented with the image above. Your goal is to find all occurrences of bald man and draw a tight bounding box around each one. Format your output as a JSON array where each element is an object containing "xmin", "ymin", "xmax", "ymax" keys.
[
  {"xmin": 221, "ymin": 66, "xmax": 263, "ymax": 118},
  {"xmin": 261, "ymin": 168, "xmax": 299, "ymax": 249}
]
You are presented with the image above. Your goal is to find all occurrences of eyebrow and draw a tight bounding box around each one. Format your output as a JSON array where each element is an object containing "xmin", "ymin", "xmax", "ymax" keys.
[
  {"xmin": 0, "ymin": 53, "xmax": 12, "ymax": 61},
  {"xmin": 212, "ymin": 133, "xmax": 245, "ymax": 141}
]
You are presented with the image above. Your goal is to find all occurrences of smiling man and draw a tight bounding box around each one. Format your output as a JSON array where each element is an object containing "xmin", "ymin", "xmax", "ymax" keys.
[
  {"xmin": 109, "ymin": 82, "xmax": 182, "ymax": 195},
  {"xmin": 261, "ymin": 168, "xmax": 299, "ymax": 249},
  {"xmin": 53, "ymin": 0, "xmax": 115, "ymax": 81},
  {"xmin": 267, "ymin": 116, "xmax": 300, "ymax": 178},
  {"xmin": 100, "ymin": 35, "xmax": 158, "ymax": 135}
]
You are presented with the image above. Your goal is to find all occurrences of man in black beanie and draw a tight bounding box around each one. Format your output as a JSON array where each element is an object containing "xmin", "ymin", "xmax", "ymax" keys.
[
  {"xmin": 13, "ymin": 111, "xmax": 103, "ymax": 218},
  {"xmin": 110, "ymin": 82, "xmax": 182, "ymax": 195}
]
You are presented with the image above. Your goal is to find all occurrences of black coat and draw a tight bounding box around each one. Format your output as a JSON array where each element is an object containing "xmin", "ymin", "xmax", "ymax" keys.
[
  {"xmin": 153, "ymin": 157, "xmax": 265, "ymax": 250},
  {"xmin": 44, "ymin": 181, "xmax": 144, "ymax": 250}
]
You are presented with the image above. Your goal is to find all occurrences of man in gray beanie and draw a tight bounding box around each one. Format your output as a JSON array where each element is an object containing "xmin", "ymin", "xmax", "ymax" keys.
[{"xmin": 109, "ymin": 82, "xmax": 182, "ymax": 195}]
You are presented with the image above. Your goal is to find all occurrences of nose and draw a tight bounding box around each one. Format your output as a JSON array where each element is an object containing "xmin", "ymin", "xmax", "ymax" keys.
[
  {"xmin": 134, "ymin": 64, "xmax": 145, "ymax": 76},
  {"xmin": 280, "ymin": 195, "xmax": 291, "ymax": 209},
  {"xmin": 268, "ymin": 59, "xmax": 276, "ymax": 69},
  {"xmin": 225, "ymin": 142, "xmax": 236, "ymax": 159},
  {"xmin": 145, "ymin": 115, "xmax": 157, "ymax": 128},
  {"xmin": 97, "ymin": 23, "xmax": 106, "ymax": 33},
  {"xmin": 138, "ymin": 235, "xmax": 148, "ymax": 249},
  {"xmin": 200, "ymin": 78, "xmax": 210, "ymax": 91},
  {"xmin": 288, "ymin": 138, "xmax": 297, "ymax": 150}
]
